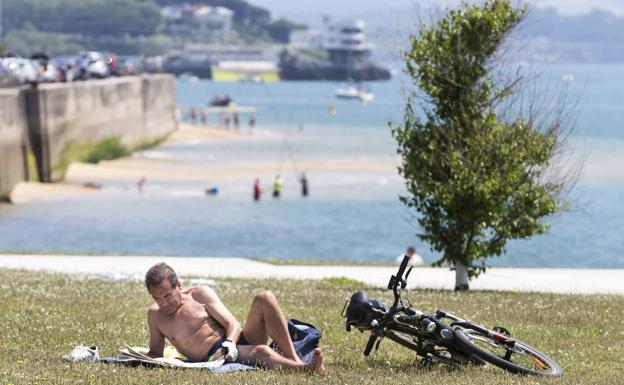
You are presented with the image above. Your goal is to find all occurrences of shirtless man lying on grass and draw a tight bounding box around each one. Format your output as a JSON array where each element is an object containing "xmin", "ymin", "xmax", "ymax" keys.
[{"xmin": 144, "ymin": 263, "xmax": 325, "ymax": 374}]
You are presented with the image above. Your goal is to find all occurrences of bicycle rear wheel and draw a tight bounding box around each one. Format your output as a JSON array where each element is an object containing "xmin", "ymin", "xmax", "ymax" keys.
[{"xmin": 454, "ymin": 327, "xmax": 563, "ymax": 377}]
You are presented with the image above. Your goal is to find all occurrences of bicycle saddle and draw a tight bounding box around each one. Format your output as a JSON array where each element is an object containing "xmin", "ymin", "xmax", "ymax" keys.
[{"xmin": 345, "ymin": 291, "xmax": 387, "ymax": 331}]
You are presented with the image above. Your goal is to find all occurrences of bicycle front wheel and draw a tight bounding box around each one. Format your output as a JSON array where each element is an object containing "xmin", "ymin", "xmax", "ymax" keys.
[{"xmin": 454, "ymin": 327, "xmax": 563, "ymax": 377}]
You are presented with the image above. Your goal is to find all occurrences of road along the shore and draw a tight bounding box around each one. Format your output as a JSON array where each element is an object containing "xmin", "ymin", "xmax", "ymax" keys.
[{"xmin": 0, "ymin": 254, "xmax": 621, "ymax": 295}]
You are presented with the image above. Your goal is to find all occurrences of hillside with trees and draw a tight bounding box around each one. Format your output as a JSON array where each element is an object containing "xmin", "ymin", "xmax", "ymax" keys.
[
  {"xmin": 1, "ymin": 0, "xmax": 305, "ymax": 56},
  {"xmin": 155, "ymin": 0, "xmax": 305, "ymax": 43}
]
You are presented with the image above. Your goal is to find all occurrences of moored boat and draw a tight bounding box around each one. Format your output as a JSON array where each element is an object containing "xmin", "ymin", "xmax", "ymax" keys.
[{"xmin": 335, "ymin": 86, "xmax": 374, "ymax": 102}]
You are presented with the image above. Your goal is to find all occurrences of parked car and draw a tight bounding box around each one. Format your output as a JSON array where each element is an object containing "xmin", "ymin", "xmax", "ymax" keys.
[
  {"xmin": 52, "ymin": 55, "xmax": 79, "ymax": 82},
  {"xmin": 31, "ymin": 53, "xmax": 63, "ymax": 83},
  {"xmin": 142, "ymin": 55, "xmax": 163, "ymax": 74},
  {"xmin": 76, "ymin": 51, "xmax": 110, "ymax": 79},
  {"xmin": 43, "ymin": 60, "xmax": 64, "ymax": 82},
  {"xmin": 0, "ymin": 62, "xmax": 17, "ymax": 87},
  {"xmin": 115, "ymin": 56, "xmax": 144, "ymax": 76},
  {"xmin": 0, "ymin": 57, "xmax": 38, "ymax": 84}
]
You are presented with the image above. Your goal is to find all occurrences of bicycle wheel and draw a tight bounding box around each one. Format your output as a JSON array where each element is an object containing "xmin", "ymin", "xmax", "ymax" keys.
[
  {"xmin": 454, "ymin": 327, "xmax": 563, "ymax": 377},
  {"xmin": 385, "ymin": 327, "xmax": 477, "ymax": 366}
]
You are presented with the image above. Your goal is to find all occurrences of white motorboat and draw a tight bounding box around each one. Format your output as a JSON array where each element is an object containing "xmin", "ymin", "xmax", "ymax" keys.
[
  {"xmin": 335, "ymin": 86, "xmax": 374, "ymax": 102},
  {"xmin": 178, "ymin": 71, "xmax": 200, "ymax": 82}
]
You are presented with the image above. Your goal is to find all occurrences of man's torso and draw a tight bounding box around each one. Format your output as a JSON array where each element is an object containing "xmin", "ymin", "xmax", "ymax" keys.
[{"xmin": 153, "ymin": 288, "xmax": 225, "ymax": 361}]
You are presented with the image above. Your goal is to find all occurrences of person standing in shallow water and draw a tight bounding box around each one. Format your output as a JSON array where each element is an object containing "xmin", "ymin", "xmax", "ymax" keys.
[
  {"xmin": 253, "ymin": 178, "xmax": 261, "ymax": 201},
  {"xmin": 190, "ymin": 107, "xmax": 197, "ymax": 124},
  {"xmin": 248, "ymin": 115, "xmax": 256, "ymax": 134},
  {"xmin": 233, "ymin": 113, "xmax": 240, "ymax": 131},
  {"xmin": 137, "ymin": 177, "xmax": 146, "ymax": 193},
  {"xmin": 273, "ymin": 175, "xmax": 283, "ymax": 198},
  {"xmin": 300, "ymin": 173, "xmax": 309, "ymax": 197}
]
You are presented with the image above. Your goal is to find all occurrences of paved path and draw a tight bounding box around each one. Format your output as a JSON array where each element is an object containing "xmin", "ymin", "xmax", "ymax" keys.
[{"xmin": 0, "ymin": 254, "xmax": 622, "ymax": 295}]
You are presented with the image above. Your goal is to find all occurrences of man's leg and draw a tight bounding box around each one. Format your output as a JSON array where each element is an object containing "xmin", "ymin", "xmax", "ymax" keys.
[
  {"xmin": 237, "ymin": 345, "xmax": 325, "ymax": 374},
  {"xmin": 237, "ymin": 345, "xmax": 303, "ymax": 369},
  {"xmin": 240, "ymin": 290, "xmax": 300, "ymax": 362}
]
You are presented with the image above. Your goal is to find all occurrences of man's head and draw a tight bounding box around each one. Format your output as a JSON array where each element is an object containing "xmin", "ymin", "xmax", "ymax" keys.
[
  {"xmin": 145, "ymin": 263, "xmax": 182, "ymax": 314},
  {"xmin": 406, "ymin": 246, "xmax": 415, "ymax": 257}
]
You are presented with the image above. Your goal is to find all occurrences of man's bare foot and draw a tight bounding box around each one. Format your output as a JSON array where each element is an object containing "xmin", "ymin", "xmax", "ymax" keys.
[{"xmin": 308, "ymin": 348, "xmax": 326, "ymax": 375}]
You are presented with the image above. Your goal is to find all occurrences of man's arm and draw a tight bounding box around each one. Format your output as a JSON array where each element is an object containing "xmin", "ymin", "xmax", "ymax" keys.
[
  {"xmin": 146, "ymin": 307, "xmax": 165, "ymax": 358},
  {"xmin": 195, "ymin": 286, "xmax": 242, "ymax": 342}
]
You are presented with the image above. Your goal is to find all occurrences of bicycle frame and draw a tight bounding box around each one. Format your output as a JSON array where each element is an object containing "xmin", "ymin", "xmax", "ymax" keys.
[
  {"xmin": 342, "ymin": 255, "xmax": 484, "ymax": 364},
  {"xmin": 342, "ymin": 255, "xmax": 562, "ymax": 376}
]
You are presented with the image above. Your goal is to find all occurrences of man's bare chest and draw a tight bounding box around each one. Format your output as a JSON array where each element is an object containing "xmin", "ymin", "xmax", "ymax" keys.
[{"xmin": 161, "ymin": 303, "xmax": 218, "ymax": 340}]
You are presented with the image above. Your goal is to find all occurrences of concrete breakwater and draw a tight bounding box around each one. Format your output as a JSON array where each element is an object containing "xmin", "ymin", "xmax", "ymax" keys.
[
  {"xmin": 0, "ymin": 75, "xmax": 176, "ymax": 200},
  {"xmin": 0, "ymin": 87, "xmax": 30, "ymax": 201}
]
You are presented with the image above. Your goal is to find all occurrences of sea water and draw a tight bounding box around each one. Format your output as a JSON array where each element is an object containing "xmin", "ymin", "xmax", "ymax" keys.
[{"xmin": 0, "ymin": 64, "xmax": 622, "ymax": 267}]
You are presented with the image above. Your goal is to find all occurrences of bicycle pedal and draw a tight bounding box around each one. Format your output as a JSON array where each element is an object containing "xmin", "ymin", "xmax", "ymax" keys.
[{"xmin": 493, "ymin": 326, "xmax": 511, "ymax": 337}]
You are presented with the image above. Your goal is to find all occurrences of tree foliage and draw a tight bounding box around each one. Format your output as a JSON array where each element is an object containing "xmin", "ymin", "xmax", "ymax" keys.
[
  {"xmin": 155, "ymin": 0, "xmax": 270, "ymax": 28},
  {"xmin": 266, "ymin": 18, "xmax": 307, "ymax": 43},
  {"xmin": 2, "ymin": 28, "xmax": 84, "ymax": 56},
  {"xmin": 157, "ymin": 0, "xmax": 305, "ymax": 43},
  {"xmin": 3, "ymin": 0, "xmax": 304, "ymax": 45},
  {"xmin": 3, "ymin": 0, "xmax": 162, "ymax": 37},
  {"xmin": 392, "ymin": 0, "xmax": 573, "ymax": 288}
]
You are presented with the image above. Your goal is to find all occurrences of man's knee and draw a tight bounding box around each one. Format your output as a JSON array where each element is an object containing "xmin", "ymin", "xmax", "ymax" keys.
[
  {"xmin": 254, "ymin": 290, "xmax": 276, "ymax": 304},
  {"xmin": 250, "ymin": 344, "xmax": 273, "ymax": 359}
]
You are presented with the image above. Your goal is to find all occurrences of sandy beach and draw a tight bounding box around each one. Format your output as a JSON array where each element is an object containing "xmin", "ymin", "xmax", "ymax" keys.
[
  {"xmin": 9, "ymin": 124, "xmax": 239, "ymax": 202},
  {"xmin": 166, "ymin": 123, "xmax": 241, "ymax": 142},
  {"xmin": 9, "ymin": 123, "xmax": 397, "ymax": 202}
]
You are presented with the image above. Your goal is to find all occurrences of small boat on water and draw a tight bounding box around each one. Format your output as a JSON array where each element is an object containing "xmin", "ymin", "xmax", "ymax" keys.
[
  {"xmin": 178, "ymin": 71, "xmax": 200, "ymax": 82},
  {"xmin": 562, "ymin": 73, "xmax": 575, "ymax": 83},
  {"xmin": 335, "ymin": 86, "xmax": 374, "ymax": 102},
  {"xmin": 209, "ymin": 95, "xmax": 234, "ymax": 107}
]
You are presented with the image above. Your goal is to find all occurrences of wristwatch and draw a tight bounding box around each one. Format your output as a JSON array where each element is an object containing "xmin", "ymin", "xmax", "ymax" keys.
[{"xmin": 222, "ymin": 339, "xmax": 234, "ymax": 354}]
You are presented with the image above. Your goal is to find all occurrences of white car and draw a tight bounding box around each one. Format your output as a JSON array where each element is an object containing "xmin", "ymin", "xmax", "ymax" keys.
[
  {"xmin": 76, "ymin": 51, "xmax": 110, "ymax": 79},
  {"xmin": 0, "ymin": 63, "xmax": 15, "ymax": 86},
  {"xmin": 1, "ymin": 58, "xmax": 38, "ymax": 84}
]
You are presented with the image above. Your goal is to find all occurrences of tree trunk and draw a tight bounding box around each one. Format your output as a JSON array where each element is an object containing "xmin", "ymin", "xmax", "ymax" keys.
[{"xmin": 454, "ymin": 261, "xmax": 470, "ymax": 291}]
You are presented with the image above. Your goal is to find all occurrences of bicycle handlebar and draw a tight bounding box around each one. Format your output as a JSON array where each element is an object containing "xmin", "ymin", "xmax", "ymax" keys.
[
  {"xmin": 388, "ymin": 254, "xmax": 410, "ymax": 290},
  {"xmin": 361, "ymin": 255, "xmax": 412, "ymax": 357},
  {"xmin": 397, "ymin": 254, "xmax": 410, "ymax": 282}
]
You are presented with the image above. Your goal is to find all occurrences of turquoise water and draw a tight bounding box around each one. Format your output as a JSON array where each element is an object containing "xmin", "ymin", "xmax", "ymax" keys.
[{"xmin": 0, "ymin": 64, "xmax": 623, "ymax": 267}]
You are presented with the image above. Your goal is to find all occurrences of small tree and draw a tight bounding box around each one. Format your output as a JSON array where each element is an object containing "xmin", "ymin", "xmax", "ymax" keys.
[{"xmin": 392, "ymin": 0, "xmax": 575, "ymax": 290}]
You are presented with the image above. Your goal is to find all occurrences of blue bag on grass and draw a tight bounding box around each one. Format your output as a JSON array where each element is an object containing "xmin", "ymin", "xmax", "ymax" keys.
[{"xmin": 269, "ymin": 319, "xmax": 321, "ymax": 364}]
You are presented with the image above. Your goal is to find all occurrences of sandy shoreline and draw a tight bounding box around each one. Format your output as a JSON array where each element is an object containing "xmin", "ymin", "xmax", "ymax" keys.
[
  {"xmin": 1, "ymin": 254, "xmax": 622, "ymax": 295},
  {"xmin": 8, "ymin": 123, "xmax": 396, "ymax": 202},
  {"xmin": 166, "ymin": 123, "xmax": 241, "ymax": 142},
  {"xmin": 9, "ymin": 181, "xmax": 102, "ymax": 203}
]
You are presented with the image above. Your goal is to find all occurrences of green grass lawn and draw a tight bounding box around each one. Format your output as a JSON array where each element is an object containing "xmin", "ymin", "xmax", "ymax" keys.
[{"xmin": 1, "ymin": 269, "xmax": 623, "ymax": 384}]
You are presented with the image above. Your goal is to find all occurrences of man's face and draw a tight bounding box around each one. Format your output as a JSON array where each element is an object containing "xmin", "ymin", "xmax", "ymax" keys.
[{"xmin": 148, "ymin": 278, "xmax": 182, "ymax": 315}]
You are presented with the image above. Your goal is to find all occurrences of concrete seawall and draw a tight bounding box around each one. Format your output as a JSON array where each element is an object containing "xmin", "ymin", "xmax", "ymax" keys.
[
  {"xmin": 0, "ymin": 75, "xmax": 176, "ymax": 197},
  {"xmin": 28, "ymin": 75, "xmax": 176, "ymax": 182},
  {"xmin": 0, "ymin": 88, "xmax": 29, "ymax": 201}
]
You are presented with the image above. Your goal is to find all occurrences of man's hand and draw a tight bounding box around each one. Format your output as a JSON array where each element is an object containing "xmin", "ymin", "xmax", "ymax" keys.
[{"xmin": 221, "ymin": 339, "xmax": 238, "ymax": 362}]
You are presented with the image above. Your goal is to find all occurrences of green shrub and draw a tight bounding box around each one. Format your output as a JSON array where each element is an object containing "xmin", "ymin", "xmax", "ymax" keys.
[{"xmin": 82, "ymin": 137, "xmax": 129, "ymax": 164}]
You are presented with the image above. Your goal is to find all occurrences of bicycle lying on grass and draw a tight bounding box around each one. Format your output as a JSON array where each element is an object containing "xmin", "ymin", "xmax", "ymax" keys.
[{"xmin": 341, "ymin": 255, "xmax": 563, "ymax": 377}]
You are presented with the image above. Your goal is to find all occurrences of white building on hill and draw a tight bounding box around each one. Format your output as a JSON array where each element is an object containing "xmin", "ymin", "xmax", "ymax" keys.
[
  {"xmin": 162, "ymin": 4, "xmax": 234, "ymax": 42},
  {"xmin": 290, "ymin": 18, "xmax": 372, "ymax": 64}
]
